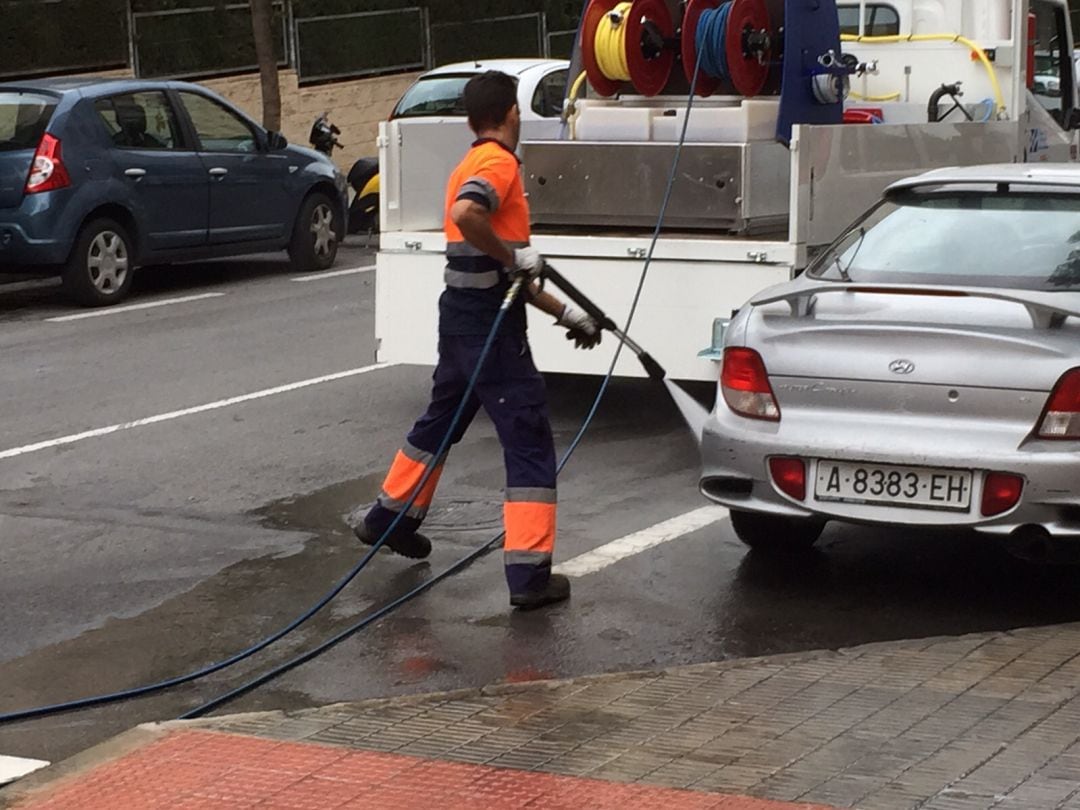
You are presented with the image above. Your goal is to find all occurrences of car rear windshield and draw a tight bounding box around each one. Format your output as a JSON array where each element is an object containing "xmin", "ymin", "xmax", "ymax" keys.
[
  {"xmin": 0, "ymin": 92, "xmax": 57, "ymax": 152},
  {"xmin": 808, "ymin": 192, "xmax": 1080, "ymax": 291},
  {"xmin": 392, "ymin": 76, "xmax": 474, "ymax": 119}
]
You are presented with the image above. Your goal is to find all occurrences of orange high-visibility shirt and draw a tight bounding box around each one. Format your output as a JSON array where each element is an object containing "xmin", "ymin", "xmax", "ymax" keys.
[{"xmin": 439, "ymin": 139, "xmax": 530, "ymax": 336}]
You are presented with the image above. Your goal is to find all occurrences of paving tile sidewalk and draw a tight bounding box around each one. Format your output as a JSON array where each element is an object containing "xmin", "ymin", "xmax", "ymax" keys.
[{"xmin": 7, "ymin": 624, "xmax": 1080, "ymax": 809}]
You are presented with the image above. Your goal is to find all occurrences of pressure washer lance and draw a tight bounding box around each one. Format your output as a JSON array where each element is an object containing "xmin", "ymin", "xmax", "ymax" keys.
[{"xmin": 542, "ymin": 262, "xmax": 668, "ymax": 381}]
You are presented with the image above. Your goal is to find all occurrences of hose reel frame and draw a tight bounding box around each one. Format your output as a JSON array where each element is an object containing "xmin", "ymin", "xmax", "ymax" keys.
[
  {"xmin": 682, "ymin": 0, "xmax": 773, "ymax": 98},
  {"xmin": 582, "ymin": 0, "xmax": 677, "ymax": 98}
]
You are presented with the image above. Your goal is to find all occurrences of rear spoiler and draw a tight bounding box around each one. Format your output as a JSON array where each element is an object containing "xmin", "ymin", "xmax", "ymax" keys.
[{"xmin": 751, "ymin": 283, "xmax": 1080, "ymax": 329}]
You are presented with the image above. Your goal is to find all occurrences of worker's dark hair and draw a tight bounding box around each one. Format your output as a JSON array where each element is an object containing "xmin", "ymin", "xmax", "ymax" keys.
[{"xmin": 464, "ymin": 71, "xmax": 519, "ymax": 132}]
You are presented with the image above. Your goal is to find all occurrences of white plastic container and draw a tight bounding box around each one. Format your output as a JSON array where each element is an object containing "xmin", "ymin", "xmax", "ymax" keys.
[
  {"xmin": 650, "ymin": 99, "xmax": 780, "ymax": 143},
  {"xmin": 574, "ymin": 106, "xmax": 654, "ymax": 141}
]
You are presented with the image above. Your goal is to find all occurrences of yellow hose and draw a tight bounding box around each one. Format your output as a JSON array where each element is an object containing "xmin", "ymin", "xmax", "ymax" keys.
[
  {"xmin": 568, "ymin": 70, "xmax": 588, "ymax": 103},
  {"xmin": 849, "ymin": 90, "xmax": 902, "ymax": 102},
  {"xmin": 595, "ymin": 2, "xmax": 633, "ymax": 82},
  {"xmin": 564, "ymin": 71, "xmax": 589, "ymax": 139},
  {"xmin": 840, "ymin": 33, "xmax": 1006, "ymax": 115}
]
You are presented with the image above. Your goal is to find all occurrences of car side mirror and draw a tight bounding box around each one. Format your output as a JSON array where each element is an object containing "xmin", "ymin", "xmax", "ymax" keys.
[{"xmin": 267, "ymin": 131, "xmax": 288, "ymax": 150}]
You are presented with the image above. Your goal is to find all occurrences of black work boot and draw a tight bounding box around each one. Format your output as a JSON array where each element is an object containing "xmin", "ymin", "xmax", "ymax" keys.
[
  {"xmin": 510, "ymin": 573, "xmax": 571, "ymax": 611},
  {"xmin": 353, "ymin": 522, "xmax": 432, "ymax": 560}
]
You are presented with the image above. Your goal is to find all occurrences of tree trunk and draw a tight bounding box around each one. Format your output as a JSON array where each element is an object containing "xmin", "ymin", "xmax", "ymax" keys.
[{"xmin": 249, "ymin": 0, "xmax": 281, "ymax": 131}]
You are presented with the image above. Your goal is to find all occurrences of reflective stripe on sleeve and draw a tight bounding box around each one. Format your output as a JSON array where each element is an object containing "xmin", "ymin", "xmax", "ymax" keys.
[{"xmin": 457, "ymin": 177, "xmax": 499, "ymax": 212}]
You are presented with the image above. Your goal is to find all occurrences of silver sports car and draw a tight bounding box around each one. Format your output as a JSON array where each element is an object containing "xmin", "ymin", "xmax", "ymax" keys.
[{"xmin": 700, "ymin": 164, "xmax": 1080, "ymax": 560}]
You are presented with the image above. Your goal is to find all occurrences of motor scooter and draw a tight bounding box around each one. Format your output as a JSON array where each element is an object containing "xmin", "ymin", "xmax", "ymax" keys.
[{"xmin": 308, "ymin": 114, "xmax": 379, "ymax": 236}]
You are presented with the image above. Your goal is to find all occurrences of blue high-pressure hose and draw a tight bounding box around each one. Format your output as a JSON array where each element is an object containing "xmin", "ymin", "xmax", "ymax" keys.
[
  {"xmin": 0, "ymin": 50, "xmax": 707, "ymax": 726},
  {"xmin": 0, "ymin": 279, "xmax": 523, "ymax": 726},
  {"xmin": 696, "ymin": 4, "xmax": 733, "ymax": 83},
  {"xmin": 180, "ymin": 55, "xmax": 707, "ymax": 720}
]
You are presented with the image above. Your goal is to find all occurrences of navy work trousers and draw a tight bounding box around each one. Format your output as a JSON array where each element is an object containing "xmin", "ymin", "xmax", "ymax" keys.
[{"xmin": 364, "ymin": 334, "xmax": 558, "ymax": 596}]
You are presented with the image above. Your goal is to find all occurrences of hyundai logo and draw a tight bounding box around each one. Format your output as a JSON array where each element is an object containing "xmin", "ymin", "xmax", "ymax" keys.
[{"xmin": 889, "ymin": 359, "xmax": 916, "ymax": 375}]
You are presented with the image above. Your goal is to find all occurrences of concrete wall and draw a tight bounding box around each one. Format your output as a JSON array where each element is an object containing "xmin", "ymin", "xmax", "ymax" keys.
[{"xmin": 201, "ymin": 69, "xmax": 421, "ymax": 171}]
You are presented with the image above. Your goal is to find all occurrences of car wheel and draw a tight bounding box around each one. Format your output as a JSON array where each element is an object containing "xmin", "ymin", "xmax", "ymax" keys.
[
  {"xmin": 730, "ymin": 510, "xmax": 825, "ymax": 553},
  {"xmin": 289, "ymin": 192, "xmax": 339, "ymax": 272},
  {"xmin": 62, "ymin": 218, "xmax": 136, "ymax": 306}
]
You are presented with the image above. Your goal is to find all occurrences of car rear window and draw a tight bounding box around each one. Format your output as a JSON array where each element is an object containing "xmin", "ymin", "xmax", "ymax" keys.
[
  {"xmin": 0, "ymin": 92, "xmax": 57, "ymax": 152},
  {"xmin": 808, "ymin": 192, "xmax": 1080, "ymax": 291},
  {"xmin": 392, "ymin": 76, "xmax": 474, "ymax": 119}
]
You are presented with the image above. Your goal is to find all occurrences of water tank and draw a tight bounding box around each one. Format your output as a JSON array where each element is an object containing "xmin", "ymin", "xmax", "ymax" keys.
[{"xmin": 963, "ymin": 0, "xmax": 1011, "ymax": 41}]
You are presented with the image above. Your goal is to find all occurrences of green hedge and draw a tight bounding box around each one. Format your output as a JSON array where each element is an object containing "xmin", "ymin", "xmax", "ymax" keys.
[{"xmin": 0, "ymin": 0, "xmax": 128, "ymax": 78}]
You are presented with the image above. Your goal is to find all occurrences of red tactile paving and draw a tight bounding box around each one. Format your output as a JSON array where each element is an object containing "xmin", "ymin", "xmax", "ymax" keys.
[{"xmin": 10, "ymin": 730, "xmax": 836, "ymax": 810}]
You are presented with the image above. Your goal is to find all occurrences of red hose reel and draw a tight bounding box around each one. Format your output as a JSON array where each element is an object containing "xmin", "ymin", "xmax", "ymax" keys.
[
  {"xmin": 683, "ymin": 0, "xmax": 772, "ymax": 98},
  {"xmin": 582, "ymin": 0, "xmax": 774, "ymax": 98},
  {"xmin": 581, "ymin": 0, "xmax": 676, "ymax": 97}
]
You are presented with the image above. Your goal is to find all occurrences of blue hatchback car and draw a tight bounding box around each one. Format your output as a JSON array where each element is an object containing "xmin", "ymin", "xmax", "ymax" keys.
[{"xmin": 0, "ymin": 78, "xmax": 347, "ymax": 305}]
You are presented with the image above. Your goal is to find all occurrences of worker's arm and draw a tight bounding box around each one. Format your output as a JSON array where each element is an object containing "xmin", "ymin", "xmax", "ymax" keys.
[
  {"xmin": 527, "ymin": 285, "xmax": 565, "ymax": 318},
  {"xmin": 451, "ymin": 193, "xmax": 598, "ymax": 348},
  {"xmin": 450, "ymin": 200, "xmax": 515, "ymax": 269}
]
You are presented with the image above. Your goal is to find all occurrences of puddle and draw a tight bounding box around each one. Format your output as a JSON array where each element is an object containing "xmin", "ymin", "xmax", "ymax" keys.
[
  {"xmin": 258, "ymin": 473, "xmax": 504, "ymax": 540},
  {"xmin": 254, "ymin": 474, "xmax": 382, "ymax": 536},
  {"xmin": 1, "ymin": 475, "xmax": 513, "ymax": 762}
]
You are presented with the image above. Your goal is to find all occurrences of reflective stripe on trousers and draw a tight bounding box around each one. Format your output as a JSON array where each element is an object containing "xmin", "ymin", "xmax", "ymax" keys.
[{"xmin": 375, "ymin": 441, "xmax": 445, "ymax": 521}]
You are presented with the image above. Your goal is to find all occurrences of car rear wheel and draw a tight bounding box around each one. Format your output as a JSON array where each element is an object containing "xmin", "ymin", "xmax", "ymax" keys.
[
  {"xmin": 289, "ymin": 193, "xmax": 339, "ymax": 272},
  {"xmin": 63, "ymin": 218, "xmax": 135, "ymax": 306},
  {"xmin": 730, "ymin": 510, "xmax": 825, "ymax": 554}
]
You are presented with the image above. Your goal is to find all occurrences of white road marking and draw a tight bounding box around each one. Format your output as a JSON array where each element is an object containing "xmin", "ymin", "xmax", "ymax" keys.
[
  {"xmin": 0, "ymin": 754, "xmax": 49, "ymax": 786},
  {"xmin": 554, "ymin": 506, "xmax": 729, "ymax": 578},
  {"xmin": 291, "ymin": 265, "xmax": 376, "ymax": 282},
  {"xmin": 0, "ymin": 363, "xmax": 389, "ymax": 462},
  {"xmin": 45, "ymin": 292, "xmax": 226, "ymax": 322}
]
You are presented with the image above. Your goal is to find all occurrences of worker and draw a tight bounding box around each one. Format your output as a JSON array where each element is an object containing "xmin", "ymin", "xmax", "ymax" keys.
[{"xmin": 355, "ymin": 71, "xmax": 601, "ymax": 610}]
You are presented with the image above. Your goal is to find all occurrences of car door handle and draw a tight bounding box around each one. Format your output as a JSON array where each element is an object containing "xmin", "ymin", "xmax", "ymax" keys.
[
  {"xmin": 208, "ymin": 167, "xmax": 229, "ymax": 177},
  {"xmin": 124, "ymin": 168, "xmax": 147, "ymax": 179}
]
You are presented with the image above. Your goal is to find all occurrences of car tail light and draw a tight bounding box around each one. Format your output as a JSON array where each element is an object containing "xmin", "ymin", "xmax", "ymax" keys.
[
  {"xmin": 1038, "ymin": 369, "xmax": 1080, "ymax": 439},
  {"xmin": 25, "ymin": 133, "xmax": 71, "ymax": 194},
  {"xmin": 721, "ymin": 348, "xmax": 780, "ymax": 421},
  {"xmin": 769, "ymin": 458, "xmax": 806, "ymax": 501},
  {"xmin": 981, "ymin": 472, "xmax": 1024, "ymax": 517}
]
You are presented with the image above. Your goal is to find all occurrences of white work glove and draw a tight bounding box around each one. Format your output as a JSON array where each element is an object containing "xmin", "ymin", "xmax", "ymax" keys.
[
  {"xmin": 511, "ymin": 246, "xmax": 544, "ymax": 280},
  {"xmin": 557, "ymin": 303, "xmax": 602, "ymax": 350}
]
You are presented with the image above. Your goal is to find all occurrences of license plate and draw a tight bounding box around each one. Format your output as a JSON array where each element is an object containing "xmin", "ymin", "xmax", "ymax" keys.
[{"xmin": 813, "ymin": 461, "xmax": 973, "ymax": 511}]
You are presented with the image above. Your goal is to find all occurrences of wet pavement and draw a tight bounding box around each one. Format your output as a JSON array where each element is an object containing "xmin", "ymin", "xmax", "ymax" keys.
[
  {"xmin": 12, "ymin": 623, "xmax": 1080, "ymax": 810},
  {"xmin": 4, "ymin": 246, "xmax": 1080, "ymax": 769}
]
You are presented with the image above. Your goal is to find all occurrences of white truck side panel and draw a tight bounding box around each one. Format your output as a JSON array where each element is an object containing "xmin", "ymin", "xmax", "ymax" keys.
[
  {"xmin": 789, "ymin": 120, "xmax": 1025, "ymax": 250},
  {"xmin": 375, "ymin": 248, "xmax": 790, "ymax": 381}
]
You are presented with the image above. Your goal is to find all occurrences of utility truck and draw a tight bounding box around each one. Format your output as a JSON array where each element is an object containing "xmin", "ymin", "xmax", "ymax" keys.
[{"xmin": 375, "ymin": 0, "xmax": 1079, "ymax": 381}]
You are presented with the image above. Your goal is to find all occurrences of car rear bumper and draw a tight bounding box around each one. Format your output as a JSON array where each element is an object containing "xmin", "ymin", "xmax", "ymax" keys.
[
  {"xmin": 699, "ymin": 407, "xmax": 1080, "ymax": 539},
  {"xmin": 0, "ymin": 220, "xmax": 71, "ymax": 268}
]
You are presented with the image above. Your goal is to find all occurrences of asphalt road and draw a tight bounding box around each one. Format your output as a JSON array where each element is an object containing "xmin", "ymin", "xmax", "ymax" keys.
[{"xmin": 4, "ymin": 244, "xmax": 1080, "ymax": 768}]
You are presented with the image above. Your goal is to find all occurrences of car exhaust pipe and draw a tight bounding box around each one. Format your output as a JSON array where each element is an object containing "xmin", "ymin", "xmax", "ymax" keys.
[{"xmin": 1002, "ymin": 525, "xmax": 1053, "ymax": 563}]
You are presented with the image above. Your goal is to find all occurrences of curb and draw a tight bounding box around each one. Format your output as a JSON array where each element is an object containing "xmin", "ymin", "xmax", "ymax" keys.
[{"xmin": 0, "ymin": 725, "xmax": 166, "ymax": 809}]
